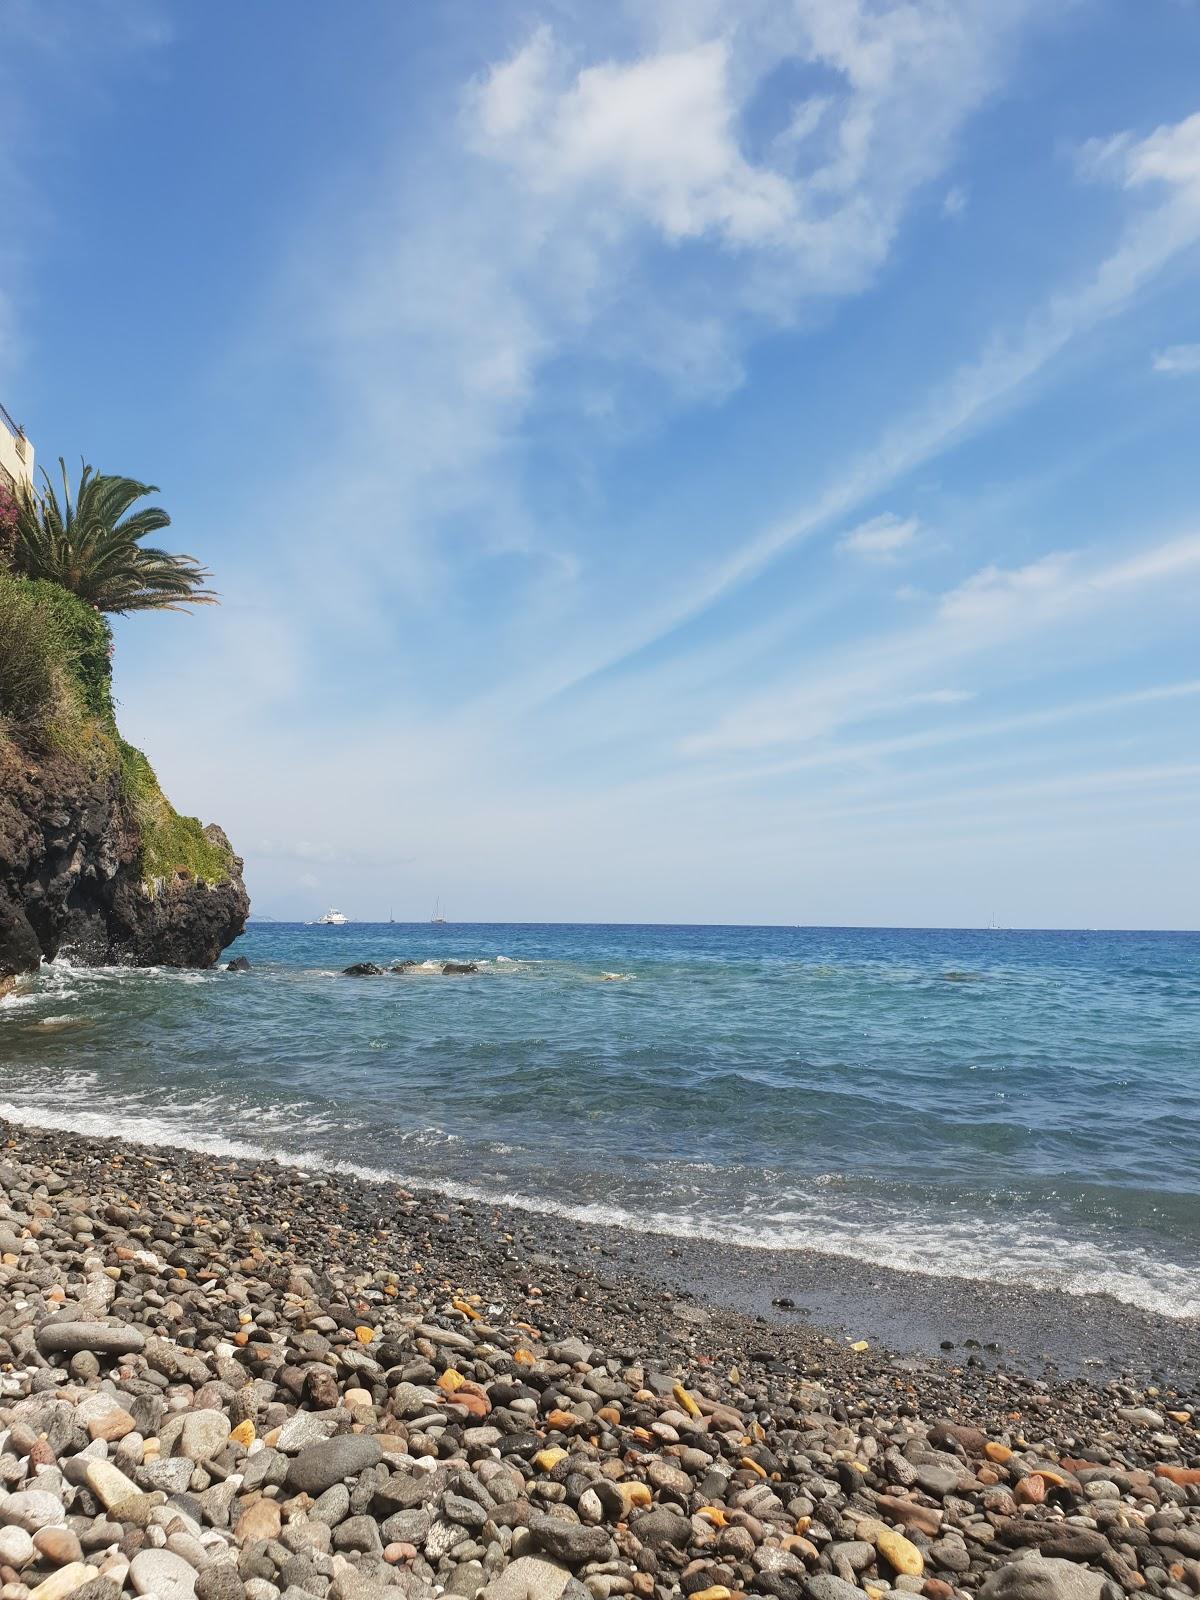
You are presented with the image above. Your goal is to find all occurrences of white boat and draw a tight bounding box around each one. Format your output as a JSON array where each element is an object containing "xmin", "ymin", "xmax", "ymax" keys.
[
  {"xmin": 431, "ymin": 899, "xmax": 447, "ymax": 924},
  {"xmin": 313, "ymin": 908, "xmax": 347, "ymax": 926}
]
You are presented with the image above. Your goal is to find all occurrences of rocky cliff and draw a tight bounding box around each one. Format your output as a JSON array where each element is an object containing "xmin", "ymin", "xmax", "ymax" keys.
[
  {"xmin": 0, "ymin": 577, "xmax": 248, "ymax": 989},
  {"xmin": 0, "ymin": 745, "xmax": 248, "ymax": 986}
]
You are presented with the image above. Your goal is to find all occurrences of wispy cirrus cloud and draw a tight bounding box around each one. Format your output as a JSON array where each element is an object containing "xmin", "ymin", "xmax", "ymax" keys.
[
  {"xmin": 544, "ymin": 103, "xmax": 1200, "ymax": 695},
  {"xmin": 40, "ymin": 2, "xmax": 1198, "ymax": 925},
  {"xmin": 1153, "ymin": 342, "xmax": 1200, "ymax": 373},
  {"xmin": 837, "ymin": 512, "xmax": 919, "ymax": 561},
  {"xmin": 678, "ymin": 530, "xmax": 1200, "ymax": 758},
  {"xmin": 268, "ymin": 0, "xmax": 1047, "ymax": 600}
]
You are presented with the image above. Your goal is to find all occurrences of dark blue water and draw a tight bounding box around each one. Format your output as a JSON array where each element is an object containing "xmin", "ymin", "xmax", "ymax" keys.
[{"xmin": 2, "ymin": 923, "xmax": 1197, "ymax": 1316}]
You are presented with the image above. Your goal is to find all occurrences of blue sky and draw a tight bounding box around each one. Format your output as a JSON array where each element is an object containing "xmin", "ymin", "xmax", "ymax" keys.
[{"xmin": 3, "ymin": 0, "xmax": 1199, "ymax": 927}]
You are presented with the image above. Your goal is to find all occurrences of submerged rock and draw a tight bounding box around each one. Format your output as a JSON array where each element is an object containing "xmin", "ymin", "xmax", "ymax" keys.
[
  {"xmin": 342, "ymin": 963, "xmax": 385, "ymax": 977},
  {"xmin": 442, "ymin": 962, "xmax": 478, "ymax": 975}
]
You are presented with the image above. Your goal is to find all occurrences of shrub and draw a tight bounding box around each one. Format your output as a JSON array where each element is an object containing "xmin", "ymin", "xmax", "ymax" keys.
[
  {"xmin": 0, "ymin": 574, "xmax": 115, "ymax": 733},
  {"xmin": 41, "ymin": 584, "xmax": 115, "ymax": 724},
  {"xmin": 0, "ymin": 575, "xmax": 65, "ymax": 724}
]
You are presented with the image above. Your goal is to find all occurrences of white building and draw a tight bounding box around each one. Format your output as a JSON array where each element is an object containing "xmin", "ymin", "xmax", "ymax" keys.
[{"xmin": 0, "ymin": 403, "xmax": 34, "ymax": 495}]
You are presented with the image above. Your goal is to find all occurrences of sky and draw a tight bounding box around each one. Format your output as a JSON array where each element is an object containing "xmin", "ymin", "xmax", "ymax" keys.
[{"xmin": 2, "ymin": 0, "xmax": 1199, "ymax": 928}]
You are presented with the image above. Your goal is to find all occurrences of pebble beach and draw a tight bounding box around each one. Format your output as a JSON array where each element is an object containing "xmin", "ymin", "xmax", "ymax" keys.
[{"xmin": 0, "ymin": 1119, "xmax": 1197, "ymax": 1600}]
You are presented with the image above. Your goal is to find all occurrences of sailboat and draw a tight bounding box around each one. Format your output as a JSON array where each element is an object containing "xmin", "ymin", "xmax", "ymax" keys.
[{"xmin": 431, "ymin": 899, "xmax": 447, "ymax": 924}]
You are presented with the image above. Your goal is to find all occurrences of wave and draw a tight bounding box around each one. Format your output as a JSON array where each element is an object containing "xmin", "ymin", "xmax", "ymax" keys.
[{"xmin": 0, "ymin": 1092, "xmax": 1194, "ymax": 1321}]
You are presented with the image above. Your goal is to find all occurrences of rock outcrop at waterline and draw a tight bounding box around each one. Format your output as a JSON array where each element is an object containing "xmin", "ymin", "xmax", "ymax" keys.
[
  {"xmin": 0, "ymin": 741, "xmax": 249, "ymax": 985},
  {"xmin": 0, "ymin": 578, "xmax": 248, "ymax": 987}
]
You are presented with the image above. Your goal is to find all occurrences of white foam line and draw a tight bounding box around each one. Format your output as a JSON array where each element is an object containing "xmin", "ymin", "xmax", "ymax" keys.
[{"xmin": 0, "ymin": 1098, "xmax": 1194, "ymax": 1321}]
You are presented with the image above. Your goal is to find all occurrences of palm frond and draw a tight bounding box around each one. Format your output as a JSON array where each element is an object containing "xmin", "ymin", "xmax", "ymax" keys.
[{"xmin": 10, "ymin": 458, "xmax": 217, "ymax": 614}]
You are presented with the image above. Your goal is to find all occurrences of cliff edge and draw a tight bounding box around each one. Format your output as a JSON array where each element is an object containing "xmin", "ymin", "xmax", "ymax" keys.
[{"xmin": 0, "ymin": 575, "xmax": 248, "ymax": 989}]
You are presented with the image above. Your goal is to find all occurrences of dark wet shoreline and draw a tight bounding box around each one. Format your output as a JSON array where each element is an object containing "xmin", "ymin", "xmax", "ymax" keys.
[{"xmin": 3, "ymin": 1113, "xmax": 1196, "ymax": 1390}]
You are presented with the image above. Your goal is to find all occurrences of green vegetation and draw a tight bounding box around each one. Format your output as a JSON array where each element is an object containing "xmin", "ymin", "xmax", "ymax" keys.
[
  {"xmin": 0, "ymin": 480, "xmax": 17, "ymax": 566},
  {"xmin": 13, "ymin": 459, "xmax": 216, "ymax": 614},
  {"xmin": 0, "ymin": 452, "xmax": 230, "ymax": 889},
  {"xmin": 0, "ymin": 573, "xmax": 112, "ymax": 740},
  {"xmin": 116, "ymin": 740, "xmax": 234, "ymax": 887}
]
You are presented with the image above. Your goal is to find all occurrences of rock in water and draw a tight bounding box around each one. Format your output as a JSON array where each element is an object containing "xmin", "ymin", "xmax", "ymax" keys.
[
  {"xmin": 227, "ymin": 955, "xmax": 251, "ymax": 972},
  {"xmin": 442, "ymin": 962, "xmax": 478, "ymax": 975},
  {"xmin": 342, "ymin": 963, "xmax": 385, "ymax": 977}
]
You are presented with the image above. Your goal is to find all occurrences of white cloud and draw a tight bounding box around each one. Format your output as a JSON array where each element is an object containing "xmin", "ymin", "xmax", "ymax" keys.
[
  {"xmin": 1121, "ymin": 109, "xmax": 1200, "ymax": 189},
  {"xmin": 943, "ymin": 184, "xmax": 969, "ymax": 218},
  {"xmin": 936, "ymin": 551, "xmax": 1075, "ymax": 625},
  {"xmin": 722, "ymin": 679, "xmax": 1200, "ymax": 790},
  {"xmin": 913, "ymin": 688, "xmax": 974, "ymax": 706},
  {"xmin": 548, "ymin": 104, "xmax": 1200, "ymax": 691},
  {"xmin": 469, "ymin": 1, "xmax": 1037, "ymax": 301},
  {"xmin": 679, "ymin": 529, "xmax": 1200, "ymax": 758},
  {"xmin": 1153, "ymin": 342, "xmax": 1200, "ymax": 373},
  {"xmin": 233, "ymin": 0, "xmax": 1055, "ymax": 693},
  {"xmin": 473, "ymin": 34, "xmax": 796, "ymax": 244},
  {"xmin": 837, "ymin": 512, "xmax": 918, "ymax": 561}
]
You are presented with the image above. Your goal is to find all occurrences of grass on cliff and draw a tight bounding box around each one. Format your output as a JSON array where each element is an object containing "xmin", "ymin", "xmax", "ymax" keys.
[
  {"xmin": 116, "ymin": 741, "xmax": 233, "ymax": 887},
  {"xmin": 0, "ymin": 571, "xmax": 232, "ymax": 888},
  {"xmin": 0, "ymin": 573, "xmax": 113, "ymax": 761}
]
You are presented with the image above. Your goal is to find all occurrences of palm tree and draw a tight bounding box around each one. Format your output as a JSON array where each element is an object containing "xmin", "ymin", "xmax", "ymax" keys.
[{"xmin": 13, "ymin": 459, "xmax": 217, "ymax": 614}]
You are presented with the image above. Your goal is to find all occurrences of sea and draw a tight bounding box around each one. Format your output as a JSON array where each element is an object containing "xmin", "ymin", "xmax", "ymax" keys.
[{"xmin": 2, "ymin": 923, "xmax": 1197, "ymax": 1319}]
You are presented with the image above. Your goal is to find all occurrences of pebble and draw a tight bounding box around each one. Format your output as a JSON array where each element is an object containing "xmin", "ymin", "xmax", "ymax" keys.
[
  {"xmin": 0, "ymin": 1528, "xmax": 35, "ymax": 1568},
  {"xmin": 978, "ymin": 1555, "xmax": 1106, "ymax": 1600},
  {"xmin": 875, "ymin": 1529, "xmax": 923, "ymax": 1578},
  {"xmin": 34, "ymin": 1323, "xmax": 145, "ymax": 1358},
  {"xmin": 179, "ymin": 1410, "xmax": 233, "ymax": 1462},
  {"xmin": 129, "ymin": 1550, "xmax": 198, "ymax": 1600},
  {"xmin": 82, "ymin": 1461, "xmax": 139, "ymax": 1513},
  {"xmin": 33, "ymin": 1528, "xmax": 84, "ymax": 1566},
  {"xmin": 26, "ymin": 1563, "xmax": 99, "ymax": 1600},
  {"xmin": 481, "ymin": 1557, "xmax": 582, "ymax": 1600},
  {"xmin": 285, "ymin": 1438, "xmax": 381, "ymax": 1497},
  {"xmin": 0, "ymin": 1493, "xmax": 67, "ymax": 1534},
  {"xmin": 0, "ymin": 1121, "xmax": 1194, "ymax": 1600}
]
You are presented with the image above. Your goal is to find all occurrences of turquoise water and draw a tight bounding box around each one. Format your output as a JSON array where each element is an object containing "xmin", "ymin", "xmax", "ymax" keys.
[{"xmin": 2, "ymin": 923, "xmax": 1197, "ymax": 1317}]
